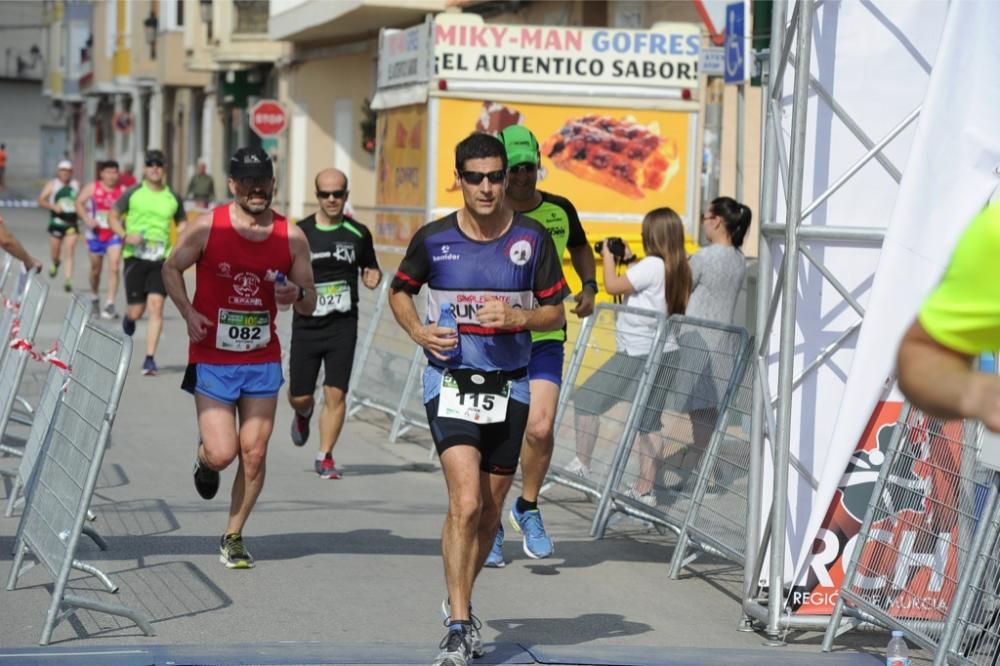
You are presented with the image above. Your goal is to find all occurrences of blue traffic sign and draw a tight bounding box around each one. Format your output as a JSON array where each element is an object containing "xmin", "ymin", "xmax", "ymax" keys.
[{"xmin": 724, "ymin": 2, "xmax": 745, "ymax": 84}]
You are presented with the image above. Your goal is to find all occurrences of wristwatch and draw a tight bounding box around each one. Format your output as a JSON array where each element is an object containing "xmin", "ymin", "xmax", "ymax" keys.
[{"xmin": 582, "ymin": 279, "xmax": 599, "ymax": 294}]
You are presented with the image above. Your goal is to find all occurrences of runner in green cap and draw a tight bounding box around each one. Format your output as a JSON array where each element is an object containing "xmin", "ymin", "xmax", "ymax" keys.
[{"xmin": 483, "ymin": 124, "xmax": 596, "ymax": 565}]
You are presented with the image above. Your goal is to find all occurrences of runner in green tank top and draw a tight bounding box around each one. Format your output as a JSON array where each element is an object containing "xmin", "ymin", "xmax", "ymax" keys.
[
  {"xmin": 481, "ymin": 125, "xmax": 596, "ymax": 564},
  {"xmin": 36, "ymin": 160, "xmax": 80, "ymax": 292},
  {"xmin": 109, "ymin": 149, "xmax": 187, "ymax": 376}
]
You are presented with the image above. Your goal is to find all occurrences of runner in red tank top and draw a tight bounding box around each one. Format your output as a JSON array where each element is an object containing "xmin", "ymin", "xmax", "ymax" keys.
[
  {"xmin": 163, "ymin": 147, "xmax": 316, "ymax": 569},
  {"xmin": 75, "ymin": 159, "xmax": 126, "ymax": 318}
]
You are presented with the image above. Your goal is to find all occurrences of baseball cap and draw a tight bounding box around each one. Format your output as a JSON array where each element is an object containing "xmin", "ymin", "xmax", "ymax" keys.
[
  {"xmin": 229, "ymin": 147, "xmax": 273, "ymax": 180},
  {"xmin": 57, "ymin": 160, "xmax": 73, "ymax": 171},
  {"xmin": 499, "ymin": 125, "xmax": 540, "ymax": 167},
  {"xmin": 144, "ymin": 149, "xmax": 166, "ymax": 165}
]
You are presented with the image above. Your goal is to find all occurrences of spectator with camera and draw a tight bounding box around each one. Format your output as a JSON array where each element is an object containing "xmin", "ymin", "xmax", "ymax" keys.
[
  {"xmin": 629, "ymin": 196, "xmax": 752, "ymax": 501},
  {"xmin": 569, "ymin": 208, "xmax": 692, "ymax": 486}
]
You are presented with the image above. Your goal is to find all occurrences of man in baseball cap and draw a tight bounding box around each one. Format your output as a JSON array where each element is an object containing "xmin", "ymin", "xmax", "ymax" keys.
[
  {"xmin": 486, "ymin": 124, "xmax": 596, "ymax": 566},
  {"xmin": 163, "ymin": 145, "xmax": 315, "ymax": 569},
  {"xmin": 498, "ymin": 125, "xmax": 540, "ymax": 167},
  {"xmin": 229, "ymin": 146, "xmax": 274, "ymax": 180}
]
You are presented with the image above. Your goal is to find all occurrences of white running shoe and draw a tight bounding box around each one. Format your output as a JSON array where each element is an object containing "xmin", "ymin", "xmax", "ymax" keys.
[
  {"xmin": 564, "ymin": 456, "xmax": 591, "ymax": 481},
  {"xmin": 624, "ymin": 485, "xmax": 658, "ymax": 507},
  {"xmin": 100, "ymin": 301, "xmax": 118, "ymax": 320}
]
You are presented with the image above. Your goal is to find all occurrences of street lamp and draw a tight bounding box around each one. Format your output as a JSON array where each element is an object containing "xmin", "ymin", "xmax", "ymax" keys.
[
  {"xmin": 143, "ymin": 11, "xmax": 158, "ymax": 59},
  {"xmin": 199, "ymin": 0, "xmax": 213, "ymax": 25}
]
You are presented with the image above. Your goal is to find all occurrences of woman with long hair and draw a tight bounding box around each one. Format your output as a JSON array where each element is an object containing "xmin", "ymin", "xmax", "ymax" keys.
[
  {"xmin": 569, "ymin": 207, "xmax": 692, "ymax": 484},
  {"xmin": 634, "ymin": 196, "xmax": 752, "ymax": 501}
]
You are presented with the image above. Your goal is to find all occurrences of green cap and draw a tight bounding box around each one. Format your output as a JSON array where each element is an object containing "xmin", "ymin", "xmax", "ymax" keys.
[{"xmin": 499, "ymin": 125, "xmax": 540, "ymax": 167}]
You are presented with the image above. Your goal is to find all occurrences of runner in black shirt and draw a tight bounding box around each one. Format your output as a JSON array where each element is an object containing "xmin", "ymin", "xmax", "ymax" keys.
[{"xmin": 288, "ymin": 168, "xmax": 381, "ymax": 478}]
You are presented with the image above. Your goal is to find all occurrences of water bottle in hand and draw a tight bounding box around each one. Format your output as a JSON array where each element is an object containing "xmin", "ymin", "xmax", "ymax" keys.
[
  {"xmin": 437, "ymin": 303, "xmax": 461, "ymax": 361},
  {"xmin": 275, "ymin": 271, "xmax": 291, "ymax": 312},
  {"xmin": 886, "ymin": 630, "xmax": 910, "ymax": 666}
]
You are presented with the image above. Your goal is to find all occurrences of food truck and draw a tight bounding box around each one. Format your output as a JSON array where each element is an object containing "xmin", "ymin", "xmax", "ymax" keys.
[{"xmin": 371, "ymin": 13, "xmax": 703, "ymax": 292}]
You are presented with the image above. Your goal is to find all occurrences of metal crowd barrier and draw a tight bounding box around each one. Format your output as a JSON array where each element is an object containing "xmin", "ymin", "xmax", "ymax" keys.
[
  {"xmin": 937, "ymin": 462, "xmax": 1000, "ymax": 666},
  {"xmin": 547, "ymin": 303, "xmax": 670, "ymax": 506},
  {"xmin": 822, "ymin": 404, "xmax": 982, "ymax": 657},
  {"xmin": 0, "ymin": 252, "xmax": 12, "ymax": 292},
  {"xmin": 6, "ymin": 321, "xmax": 150, "ymax": 645},
  {"xmin": 667, "ymin": 357, "xmax": 755, "ymax": 574},
  {"xmin": 540, "ymin": 304, "xmax": 754, "ymax": 562},
  {"xmin": 589, "ymin": 316, "xmax": 753, "ymax": 544},
  {"xmin": 388, "ymin": 346, "xmax": 431, "ymax": 445},
  {"xmin": 346, "ymin": 280, "xmax": 427, "ymax": 439},
  {"xmin": 4, "ymin": 294, "xmax": 90, "ymax": 516},
  {"xmin": 0, "ymin": 273, "xmax": 48, "ymax": 460}
]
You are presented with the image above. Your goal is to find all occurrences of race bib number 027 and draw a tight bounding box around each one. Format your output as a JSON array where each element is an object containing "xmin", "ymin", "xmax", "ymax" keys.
[
  {"xmin": 313, "ymin": 280, "xmax": 351, "ymax": 316},
  {"xmin": 216, "ymin": 310, "xmax": 271, "ymax": 351},
  {"xmin": 437, "ymin": 372, "xmax": 510, "ymax": 424}
]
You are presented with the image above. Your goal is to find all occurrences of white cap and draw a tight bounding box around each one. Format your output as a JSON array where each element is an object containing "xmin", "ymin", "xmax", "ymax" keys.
[{"xmin": 57, "ymin": 160, "xmax": 73, "ymax": 170}]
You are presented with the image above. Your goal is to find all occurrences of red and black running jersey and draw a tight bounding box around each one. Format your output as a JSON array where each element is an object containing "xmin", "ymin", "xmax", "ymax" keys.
[
  {"xmin": 391, "ymin": 212, "xmax": 569, "ymax": 372},
  {"xmin": 292, "ymin": 214, "xmax": 379, "ymax": 337}
]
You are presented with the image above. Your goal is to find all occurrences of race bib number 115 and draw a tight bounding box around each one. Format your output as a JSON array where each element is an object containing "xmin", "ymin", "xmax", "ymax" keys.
[{"xmin": 437, "ymin": 373, "xmax": 510, "ymax": 424}]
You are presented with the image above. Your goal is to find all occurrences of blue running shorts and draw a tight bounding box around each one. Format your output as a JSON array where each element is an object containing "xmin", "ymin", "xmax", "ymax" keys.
[
  {"xmin": 181, "ymin": 362, "xmax": 284, "ymax": 405},
  {"xmin": 85, "ymin": 229, "xmax": 123, "ymax": 255},
  {"xmin": 527, "ymin": 339, "xmax": 565, "ymax": 387}
]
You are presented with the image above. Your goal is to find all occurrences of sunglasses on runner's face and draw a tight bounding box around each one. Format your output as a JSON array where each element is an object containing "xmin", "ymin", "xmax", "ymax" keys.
[
  {"xmin": 316, "ymin": 189, "xmax": 347, "ymax": 199},
  {"xmin": 460, "ymin": 170, "xmax": 506, "ymax": 185},
  {"xmin": 508, "ymin": 163, "xmax": 537, "ymax": 174},
  {"xmin": 145, "ymin": 160, "xmax": 165, "ymax": 168}
]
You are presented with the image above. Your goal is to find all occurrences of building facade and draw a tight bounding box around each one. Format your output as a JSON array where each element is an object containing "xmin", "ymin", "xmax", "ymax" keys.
[
  {"xmin": 3, "ymin": 1, "xmax": 49, "ymax": 187},
  {"xmin": 185, "ymin": 0, "xmax": 289, "ymax": 205},
  {"xmin": 39, "ymin": 0, "xmax": 761, "ymax": 246}
]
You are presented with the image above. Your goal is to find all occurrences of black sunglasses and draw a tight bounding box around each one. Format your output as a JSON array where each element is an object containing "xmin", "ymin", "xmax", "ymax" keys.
[
  {"xmin": 460, "ymin": 170, "xmax": 506, "ymax": 185},
  {"xmin": 508, "ymin": 163, "xmax": 537, "ymax": 174},
  {"xmin": 316, "ymin": 189, "xmax": 347, "ymax": 200},
  {"xmin": 145, "ymin": 160, "xmax": 165, "ymax": 168}
]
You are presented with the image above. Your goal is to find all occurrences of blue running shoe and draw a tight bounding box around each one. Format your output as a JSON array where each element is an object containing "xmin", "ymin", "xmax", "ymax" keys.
[
  {"xmin": 508, "ymin": 504, "xmax": 554, "ymax": 559},
  {"xmin": 483, "ymin": 522, "xmax": 505, "ymax": 568}
]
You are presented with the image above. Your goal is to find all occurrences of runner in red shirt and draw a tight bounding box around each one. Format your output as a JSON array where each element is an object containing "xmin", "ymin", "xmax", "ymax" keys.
[
  {"xmin": 162, "ymin": 147, "xmax": 316, "ymax": 569},
  {"xmin": 118, "ymin": 162, "xmax": 137, "ymax": 189},
  {"xmin": 75, "ymin": 160, "xmax": 126, "ymax": 318}
]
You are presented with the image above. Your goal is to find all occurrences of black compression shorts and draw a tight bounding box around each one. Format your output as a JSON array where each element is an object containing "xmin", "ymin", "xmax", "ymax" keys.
[
  {"xmin": 288, "ymin": 321, "xmax": 358, "ymax": 395},
  {"xmin": 123, "ymin": 257, "xmax": 166, "ymax": 304},
  {"xmin": 424, "ymin": 397, "xmax": 529, "ymax": 475}
]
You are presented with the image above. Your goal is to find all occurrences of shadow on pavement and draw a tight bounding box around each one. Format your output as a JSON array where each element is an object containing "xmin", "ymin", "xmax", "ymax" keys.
[
  {"xmin": 86, "ymin": 498, "xmax": 180, "ymax": 538},
  {"xmin": 40, "ymin": 560, "xmax": 230, "ymax": 645},
  {"xmin": 489, "ymin": 613, "xmax": 652, "ymax": 646}
]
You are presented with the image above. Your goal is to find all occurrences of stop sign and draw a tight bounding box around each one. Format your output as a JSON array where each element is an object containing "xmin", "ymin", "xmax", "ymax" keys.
[{"xmin": 249, "ymin": 100, "xmax": 286, "ymax": 138}]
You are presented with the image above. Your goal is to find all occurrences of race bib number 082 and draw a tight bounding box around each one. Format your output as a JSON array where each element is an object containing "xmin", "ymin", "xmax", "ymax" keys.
[{"xmin": 216, "ymin": 310, "xmax": 271, "ymax": 351}]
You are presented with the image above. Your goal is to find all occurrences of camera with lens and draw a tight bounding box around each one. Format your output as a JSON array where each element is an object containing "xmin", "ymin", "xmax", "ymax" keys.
[{"xmin": 594, "ymin": 237, "xmax": 634, "ymax": 263}]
